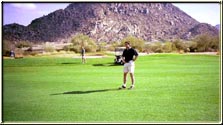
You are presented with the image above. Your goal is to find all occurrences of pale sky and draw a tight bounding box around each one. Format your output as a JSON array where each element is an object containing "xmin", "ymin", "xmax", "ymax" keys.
[
  {"xmin": 2, "ymin": 3, "xmax": 221, "ymax": 26},
  {"xmin": 173, "ymin": 3, "xmax": 220, "ymax": 26}
]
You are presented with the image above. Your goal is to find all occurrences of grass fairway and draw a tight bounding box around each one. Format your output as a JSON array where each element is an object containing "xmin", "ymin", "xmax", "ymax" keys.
[{"xmin": 2, "ymin": 54, "xmax": 221, "ymax": 123}]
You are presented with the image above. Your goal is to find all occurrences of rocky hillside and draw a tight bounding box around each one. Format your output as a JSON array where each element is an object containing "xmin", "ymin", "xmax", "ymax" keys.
[
  {"xmin": 215, "ymin": 24, "xmax": 220, "ymax": 31},
  {"xmin": 182, "ymin": 23, "xmax": 220, "ymax": 40},
  {"xmin": 3, "ymin": 3, "xmax": 219, "ymax": 43}
]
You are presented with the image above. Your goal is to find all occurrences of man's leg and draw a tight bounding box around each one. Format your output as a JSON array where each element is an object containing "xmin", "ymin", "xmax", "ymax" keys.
[
  {"xmin": 129, "ymin": 62, "xmax": 135, "ymax": 88},
  {"xmin": 82, "ymin": 56, "xmax": 86, "ymax": 63},
  {"xmin": 123, "ymin": 72, "xmax": 128, "ymax": 86},
  {"xmin": 130, "ymin": 73, "xmax": 135, "ymax": 86},
  {"xmin": 83, "ymin": 57, "xmax": 86, "ymax": 63},
  {"xmin": 120, "ymin": 62, "xmax": 129, "ymax": 88},
  {"xmin": 119, "ymin": 72, "xmax": 128, "ymax": 89}
]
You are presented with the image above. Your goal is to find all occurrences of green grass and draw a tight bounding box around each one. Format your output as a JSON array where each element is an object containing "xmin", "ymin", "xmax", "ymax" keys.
[{"xmin": 2, "ymin": 54, "xmax": 221, "ymax": 123}]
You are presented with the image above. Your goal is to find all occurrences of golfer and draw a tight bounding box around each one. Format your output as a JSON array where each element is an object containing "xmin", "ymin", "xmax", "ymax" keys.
[
  {"xmin": 120, "ymin": 41, "xmax": 138, "ymax": 89},
  {"xmin": 81, "ymin": 46, "xmax": 86, "ymax": 64}
]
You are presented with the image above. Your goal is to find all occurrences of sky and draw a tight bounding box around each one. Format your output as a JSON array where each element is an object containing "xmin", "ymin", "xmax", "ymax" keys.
[{"xmin": 2, "ymin": 2, "xmax": 221, "ymax": 26}]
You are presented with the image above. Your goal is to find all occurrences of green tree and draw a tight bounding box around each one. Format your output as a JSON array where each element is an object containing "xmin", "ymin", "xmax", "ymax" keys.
[
  {"xmin": 43, "ymin": 42, "xmax": 55, "ymax": 52},
  {"xmin": 162, "ymin": 41, "xmax": 175, "ymax": 53},
  {"xmin": 15, "ymin": 41, "xmax": 32, "ymax": 48},
  {"xmin": 186, "ymin": 41, "xmax": 197, "ymax": 52},
  {"xmin": 70, "ymin": 34, "xmax": 97, "ymax": 53},
  {"xmin": 97, "ymin": 41, "xmax": 107, "ymax": 52},
  {"xmin": 172, "ymin": 39, "xmax": 187, "ymax": 52},
  {"xmin": 120, "ymin": 36, "xmax": 145, "ymax": 52},
  {"xmin": 209, "ymin": 35, "xmax": 220, "ymax": 51},
  {"xmin": 3, "ymin": 40, "xmax": 14, "ymax": 56},
  {"xmin": 192, "ymin": 34, "xmax": 220, "ymax": 52}
]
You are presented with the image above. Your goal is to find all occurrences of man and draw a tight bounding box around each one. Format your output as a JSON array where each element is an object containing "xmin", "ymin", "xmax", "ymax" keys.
[
  {"xmin": 81, "ymin": 46, "xmax": 86, "ymax": 64},
  {"xmin": 120, "ymin": 41, "xmax": 139, "ymax": 89},
  {"xmin": 10, "ymin": 50, "xmax": 15, "ymax": 59}
]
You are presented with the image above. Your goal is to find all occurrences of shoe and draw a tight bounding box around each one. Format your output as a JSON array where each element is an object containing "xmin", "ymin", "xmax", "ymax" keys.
[
  {"xmin": 129, "ymin": 85, "xmax": 134, "ymax": 89},
  {"xmin": 119, "ymin": 84, "xmax": 126, "ymax": 89}
]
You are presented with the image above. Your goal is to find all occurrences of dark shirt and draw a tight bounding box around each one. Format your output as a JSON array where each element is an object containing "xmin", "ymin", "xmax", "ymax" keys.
[
  {"xmin": 81, "ymin": 48, "xmax": 85, "ymax": 56},
  {"xmin": 122, "ymin": 48, "xmax": 138, "ymax": 62}
]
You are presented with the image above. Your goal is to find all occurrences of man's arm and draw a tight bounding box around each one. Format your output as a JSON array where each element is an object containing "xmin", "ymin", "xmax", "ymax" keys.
[
  {"xmin": 133, "ymin": 55, "xmax": 138, "ymax": 61},
  {"xmin": 133, "ymin": 49, "xmax": 138, "ymax": 61},
  {"xmin": 122, "ymin": 56, "xmax": 126, "ymax": 63}
]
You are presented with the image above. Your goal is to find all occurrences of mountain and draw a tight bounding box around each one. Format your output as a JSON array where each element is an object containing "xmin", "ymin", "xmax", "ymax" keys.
[
  {"xmin": 182, "ymin": 23, "xmax": 220, "ymax": 40},
  {"xmin": 215, "ymin": 24, "xmax": 220, "ymax": 31},
  {"xmin": 3, "ymin": 3, "xmax": 219, "ymax": 43}
]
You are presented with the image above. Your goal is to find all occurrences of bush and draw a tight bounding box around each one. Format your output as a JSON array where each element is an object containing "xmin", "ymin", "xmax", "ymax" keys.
[
  {"xmin": 14, "ymin": 48, "xmax": 24, "ymax": 58},
  {"xmin": 149, "ymin": 42, "xmax": 163, "ymax": 53},
  {"xmin": 107, "ymin": 42, "xmax": 120, "ymax": 51},
  {"xmin": 43, "ymin": 42, "xmax": 55, "ymax": 52},
  {"xmin": 3, "ymin": 40, "xmax": 14, "ymax": 56},
  {"xmin": 24, "ymin": 51, "xmax": 38, "ymax": 56},
  {"xmin": 97, "ymin": 41, "xmax": 107, "ymax": 52},
  {"xmin": 207, "ymin": 35, "xmax": 219, "ymax": 51},
  {"xmin": 15, "ymin": 41, "xmax": 32, "ymax": 48},
  {"xmin": 162, "ymin": 41, "xmax": 177, "ymax": 53},
  {"xmin": 63, "ymin": 45, "xmax": 75, "ymax": 52},
  {"xmin": 172, "ymin": 39, "xmax": 187, "ymax": 52},
  {"xmin": 186, "ymin": 41, "xmax": 197, "ymax": 52},
  {"xmin": 120, "ymin": 36, "xmax": 145, "ymax": 52},
  {"xmin": 193, "ymin": 34, "xmax": 220, "ymax": 52},
  {"xmin": 70, "ymin": 34, "xmax": 97, "ymax": 53}
]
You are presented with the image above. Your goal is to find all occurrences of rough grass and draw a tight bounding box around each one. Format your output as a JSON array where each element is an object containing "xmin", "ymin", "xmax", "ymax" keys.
[{"xmin": 2, "ymin": 54, "xmax": 221, "ymax": 123}]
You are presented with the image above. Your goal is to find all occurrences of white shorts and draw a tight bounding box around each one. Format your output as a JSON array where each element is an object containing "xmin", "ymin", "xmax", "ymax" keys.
[{"xmin": 123, "ymin": 60, "xmax": 135, "ymax": 73}]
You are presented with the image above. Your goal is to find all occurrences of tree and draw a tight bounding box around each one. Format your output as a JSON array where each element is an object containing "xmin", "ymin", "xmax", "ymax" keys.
[
  {"xmin": 70, "ymin": 34, "xmax": 97, "ymax": 53},
  {"xmin": 172, "ymin": 39, "xmax": 187, "ymax": 52},
  {"xmin": 120, "ymin": 36, "xmax": 145, "ymax": 52},
  {"xmin": 162, "ymin": 41, "xmax": 176, "ymax": 53},
  {"xmin": 193, "ymin": 34, "xmax": 219, "ymax": 52},
  {"xmin": 3, "ymin": 40, "xmax": 14, "ymax": 56},
  {"xmin": 97, "ymin": 41, "xmax": 107, "ymax": 52}
]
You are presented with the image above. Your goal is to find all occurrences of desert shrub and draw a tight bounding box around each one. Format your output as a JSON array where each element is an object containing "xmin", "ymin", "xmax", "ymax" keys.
[
  {"xmin": 208, "ymin": 35, "xmax": 220, "ymax": 51},
  {"xmin": 150, "ymin": 42, "xmax": 163, "ymax": 53},
  {"xmin": 172, "ymin": 39, "xmax": 187, "ymax": 52},
  {"xmin": 70, "ymin": 34, "xmax": 97, "ymax": 53},
  {"xmin": 193, "ymin": 34, "xmax": 220, "ymax": 52},
  {"xmin": 14, "ymin": 48, "xmax": 24, "ymax": 58},
  {"xmin": 63, "ymin": 45, "xmax": 75, "ymax": 52},
  {"xmin": 144, "ymin": 44, "xmax": 152, "ymax": 53},
  {"xmin": 15, "ymin": 41, "xmax": 32, "ymax": 48},
  {"xmin": 43, "ymin": 42, "xmax": 55, "ymax": 52},
  {"xmin": 3, "ymin": 40, "xmax": 14, "ymax": 56},
  {"xmin": 120, "ymin": 36, "xmax": 145, "ymax": 52},
  {"xmin": 186, "ymin": 41, "xmax": 197, "ymax": 52},
  {"xmin": 107, "ymin": 42, "xmax": 120, "ymax": 51},
  {"xmin": 97, "ymin": 41, "xmax": 107, "ymax": 52},
  {"xmin": 23, "ymin": 51, "xmax": 38, "ymax": 56},
  {"xmin": 162, "ymin": 41, "xmax": 177, "ymax": 53},
  {"xmin": 193, "ymin": 34, "xmax": 210, "ymax": 52}
]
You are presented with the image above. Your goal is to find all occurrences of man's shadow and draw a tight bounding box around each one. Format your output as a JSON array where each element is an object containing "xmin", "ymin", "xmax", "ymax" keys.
[
  {"xmin": 92, "ymin": 63, "xmax": 122, "ymax": 67},
  {"xmin": 50, "ymin": 88, "xmax": 119, "ymax": 95}
]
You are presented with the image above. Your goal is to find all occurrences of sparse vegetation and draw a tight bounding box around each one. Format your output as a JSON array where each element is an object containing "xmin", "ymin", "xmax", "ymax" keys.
[
  {"xmin": 2, "ymin": 33, "xmax": 220, "ymax": 58},
  {"xmin": 143, "ymin": 34, "xmax": 220, "ymax": 53}
]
